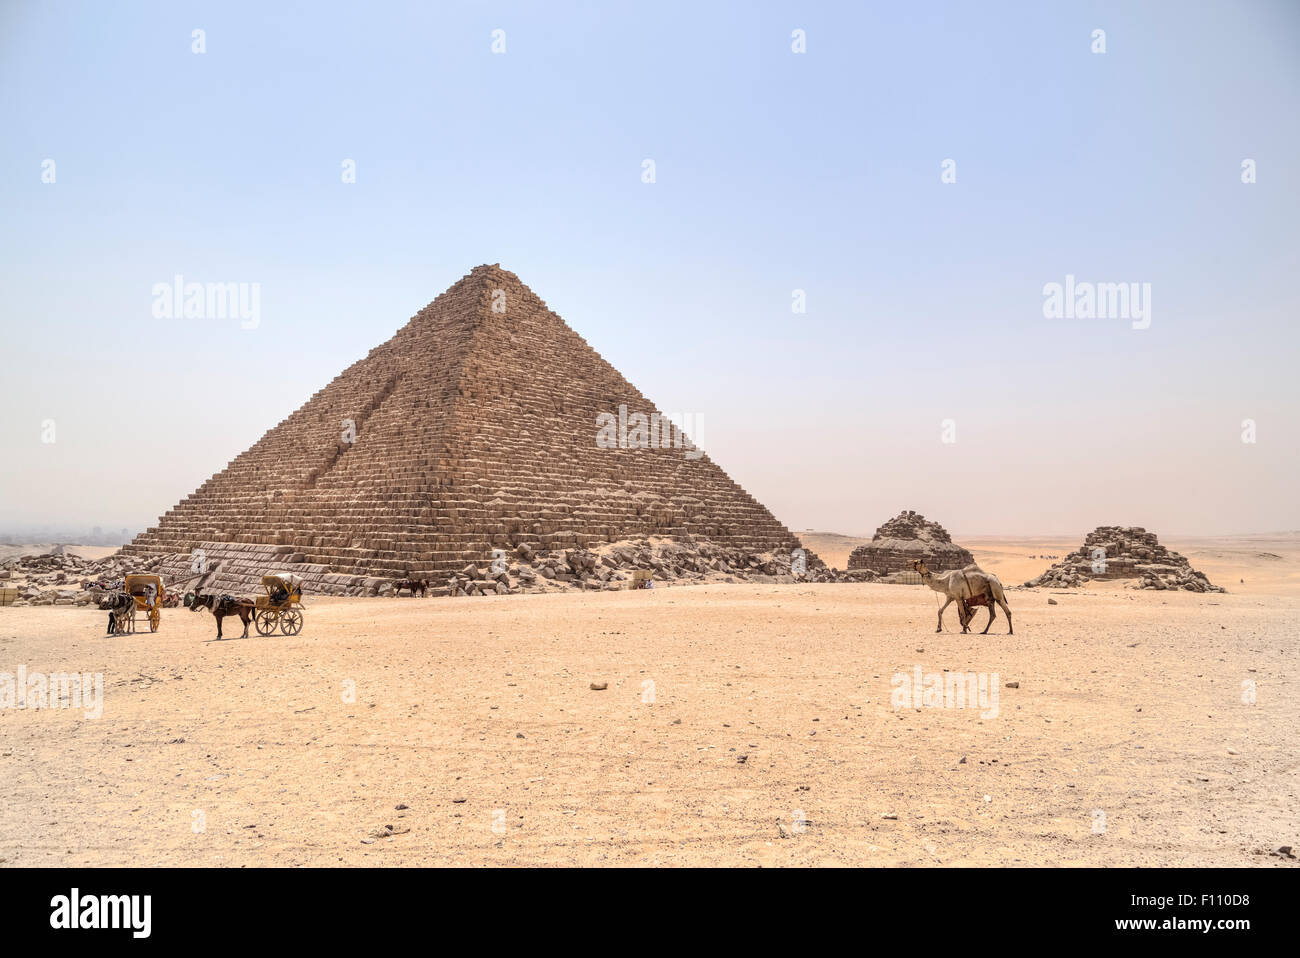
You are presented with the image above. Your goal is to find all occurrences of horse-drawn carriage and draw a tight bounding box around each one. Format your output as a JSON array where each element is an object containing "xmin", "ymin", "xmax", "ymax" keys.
[
  {"xmin": 122, "ymin": 573, "xmax": 164, "ymax": 633},
  {"xmin": 254, "ymin": 574, "xmax": 304, "ymax": 635}
]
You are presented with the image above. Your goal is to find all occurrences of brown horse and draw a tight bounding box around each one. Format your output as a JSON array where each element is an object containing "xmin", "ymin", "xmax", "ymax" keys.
[
  {"xmin": 394, "ymin": 578, "xmax": 428, "ymax": 597},
  {"xmin": 187, "ymin": 592, "xmax": 254, "ymax": 639}
]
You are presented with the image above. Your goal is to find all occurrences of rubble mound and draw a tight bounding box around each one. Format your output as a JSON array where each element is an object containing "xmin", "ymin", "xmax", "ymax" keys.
[
  {"xmin": 3, "ymin": 536, "xmax": 877, "ymax": 606},
  {"xmin": 0, "ymin": 549, "xmax": 166, "ymax": 607},
  {"xmin": 445, "ymin": 537, "xmax": 820, "ymax": 596},
  {"xmin": 846, "ymin": 510, "xmax": 974, "ymax": 574},
  {"xmin": 1024, "ymin": 526, "xmax": 1225, "ymax": 592},
  {"xmin": 442, "ymin": 536, "xmax": 888, "ymax": 596}
]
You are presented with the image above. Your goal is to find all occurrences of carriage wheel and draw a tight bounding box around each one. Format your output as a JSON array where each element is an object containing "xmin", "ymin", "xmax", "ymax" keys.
[
  {"xmin": 149, "ymin": 608, "xmax": 160, "ymax": 633},
  {"xmin": 255, "ymin": 610, "xmax": 278, "ymax": 636},
  {"xmin": 279, "ymin": 608, "xmax": 303, "ymax": 636}
]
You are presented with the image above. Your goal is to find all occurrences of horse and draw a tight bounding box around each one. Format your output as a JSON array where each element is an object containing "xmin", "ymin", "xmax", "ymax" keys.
[
  {"xmin": 394, "ymin": 578, "xmax": 428, "ymax": 597},
  {"xmin": 97, "ymin": 591, "xmax": 134, "ymax": 635},
  {"xmin": 187, "ymin": 592, "xmax": 255, "ymax": 639}
]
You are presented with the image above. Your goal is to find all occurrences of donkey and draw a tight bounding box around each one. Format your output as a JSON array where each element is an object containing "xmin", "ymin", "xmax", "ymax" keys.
[
  {"xmin": 394, "ymin": 578, "xmax": 428, "ymax": 597},
  {"xmin": 188, "ymin": 592, "xmax": 255, "ymax": 639}
]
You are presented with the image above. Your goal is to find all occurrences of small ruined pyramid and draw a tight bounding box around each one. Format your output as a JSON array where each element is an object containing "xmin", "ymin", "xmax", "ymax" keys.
[
  {"xmin": 847, "ymin": 510, "xmax": 974, "ymax": 574},
  {"xmin": 1026, "ymin": 526, "xmax": 1225, "ymax": 592},
  {"xmin": 124, "ymin": 265, "xmax": 803, "ymax": 587}
]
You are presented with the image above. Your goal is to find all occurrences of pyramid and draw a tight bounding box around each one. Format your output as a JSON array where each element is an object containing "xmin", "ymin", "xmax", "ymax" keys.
[
  {"xmin": 846, "ymin": 510, "xmax": 974, "ymax": 574},
  {"xmin": 123, "ymin": 265, "xmax": 804, "ymax": 584},
  {"xmin": 1025, "ymin": 526, "xmax": 1225, "ymax": 592}
]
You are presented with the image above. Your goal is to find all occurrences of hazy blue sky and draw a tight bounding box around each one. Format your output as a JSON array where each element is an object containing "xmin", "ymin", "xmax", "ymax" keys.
[{"xmin": 1, "ymin": 0, "xmax": 1297, "ymax": 537}]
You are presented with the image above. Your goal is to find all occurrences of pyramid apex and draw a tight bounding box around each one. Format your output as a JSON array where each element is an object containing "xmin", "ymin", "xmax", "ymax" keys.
[{"xmin": 464, "ymin": 262, "xmax": 526, "ymax": 291}]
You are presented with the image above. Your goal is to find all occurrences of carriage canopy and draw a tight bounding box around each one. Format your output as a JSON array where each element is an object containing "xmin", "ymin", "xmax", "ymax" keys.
[
  {"xmin": 121, "ymin": 573, "xmax": 164, "ymax": 632},
  {"xmin": 124, "ymin": 574, "xmax": 165, "ymax": 610},
  {"xmin": 254, "ymin": 573, "xmax": 305, "ymax": 635},
  {"xmin": 261, "ymin": 574, "xmax": 303, "ymax": 597}
]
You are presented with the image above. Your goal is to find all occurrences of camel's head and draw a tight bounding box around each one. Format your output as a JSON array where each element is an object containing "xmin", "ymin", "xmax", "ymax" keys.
[{"xmin": 911, "ymin": 559, "xmax": 931, "ymax": 577}]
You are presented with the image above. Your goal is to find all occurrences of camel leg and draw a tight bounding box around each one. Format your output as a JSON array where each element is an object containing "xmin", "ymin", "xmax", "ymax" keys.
[
  {"xmin": 981, "ymin": 602, "xmax": 997, "ymax": 634},
  {"xmin": 936, "ymin": 597, "xmax": 952, "ymax": 632},
  {"xmin": 999, "ymin": 599, "xmax": 1013, "ymax": 635}
]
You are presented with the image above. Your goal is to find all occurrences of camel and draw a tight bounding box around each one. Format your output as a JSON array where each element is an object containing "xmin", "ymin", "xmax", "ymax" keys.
[{"xmin": 911, "ymin": 559, "xmax": 1013, "ymax": 635}]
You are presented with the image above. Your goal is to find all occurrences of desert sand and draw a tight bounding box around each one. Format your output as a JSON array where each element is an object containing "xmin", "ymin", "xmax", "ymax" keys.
[{"xmin": 0, "ymin": 536, "xmax": 1296, "ymax": 867}]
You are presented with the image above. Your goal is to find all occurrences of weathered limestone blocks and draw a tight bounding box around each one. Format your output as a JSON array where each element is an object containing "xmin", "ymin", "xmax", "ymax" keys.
[
  {"xmin": 847, "ymin": 510, "xmax": 975, "ymax": 574},
  {"xmin": 1025, "ymin": 526, "xmax": 1225, "ymax": 592},
  {"xmin": 438, "ymin": 536, "xmax": 846, "ymax": 597},
  {"xmin": 123, "ymin": 265, "xmax": 809, "ymax": 583}
]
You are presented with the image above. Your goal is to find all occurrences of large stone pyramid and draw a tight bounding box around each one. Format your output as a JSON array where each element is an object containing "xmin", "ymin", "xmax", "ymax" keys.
[{"xmin": 123, "ymin": 265, "xmax": 803, "ymax": 584}]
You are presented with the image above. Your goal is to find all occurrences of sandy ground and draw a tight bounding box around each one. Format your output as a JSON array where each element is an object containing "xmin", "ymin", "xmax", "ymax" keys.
[{"xmin": 1, "ymin": 535, "xmax": 1296, "ymax": 867}]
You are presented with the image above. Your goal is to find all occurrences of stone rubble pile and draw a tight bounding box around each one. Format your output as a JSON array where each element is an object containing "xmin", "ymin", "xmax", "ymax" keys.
[
  {"xmin": 1, "ymin": 533, "xmax": 891, "ymax": 607},
  {"xmin": 847, "ymin": 510, "xmax": 975, "ymax": 574},
  {"xmin": 0, "ymin": 550, "xmax": 166, "ymax": 607},
  {"xmin": 445, "ymin": 536, "xmax": 861, "ymax": 597},
  {"xmin": 1024, "ymin": 526, "xmax": 1225, "ymax": 592}
]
